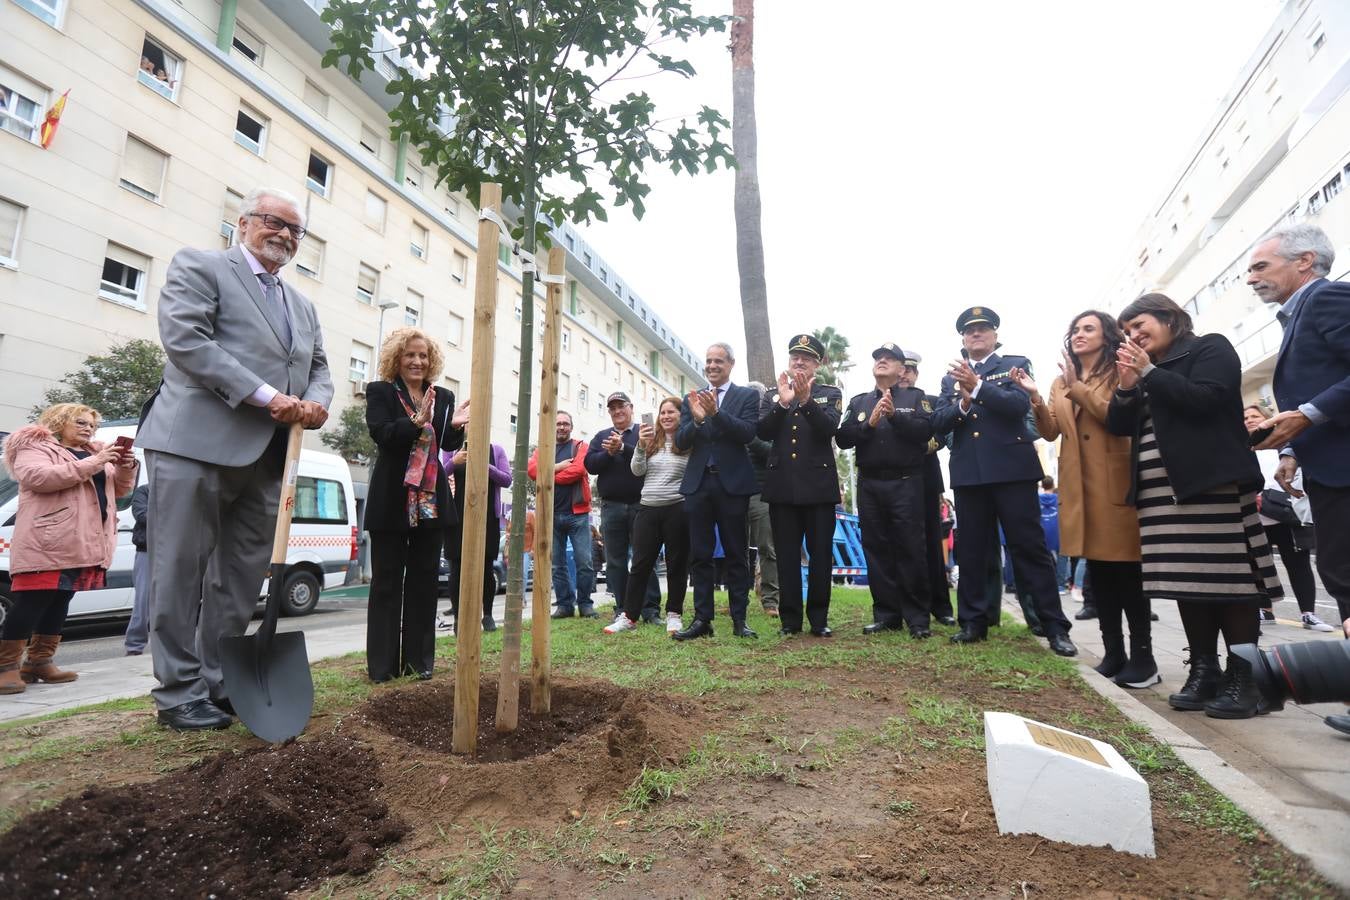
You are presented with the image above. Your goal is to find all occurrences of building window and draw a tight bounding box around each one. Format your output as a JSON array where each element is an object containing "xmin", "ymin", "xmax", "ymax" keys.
[
  {"xmin": 599, "ymin": 351, "xmax": 607, "ymax": 374},
  {"xmin": 498, "ymin": 241, "xmax": 513, "ymax": 267},
  {"xmin": 356, "ymin": 262, "xmax": 379, "ymax": 304},
  {"xmin": 406, "ymin": 164, "xmax": 422, "ymax": 190},
  {"xmin": 451, "ymin": 250, "xmax": 468, "ymax": 284},
  {"xmin": 514, "ymin": 299, "xmax": 523, "ymax": 321},
  {"xmin": 405, "ymin": 290, "xmax": 422, "ymax": 326},
  {"xmin": 444, "ymin": 196, "xmax": 459, "ymax": 218},
  {"xmin": 1308, "ymin": 191, "xmax": 1325, "ymax": 215},
  {"xmin": 137, "ymin": 37, "xmax": 182, "ymax": 101},
  {"xmin": 364, "ymin": 190, "xmax": 386, "ymax": 232},
  {"xmin": 598, "ymin": 265, "xmax": 607, "ymax": 282},
  {"xmin": 12, "ymin": 0, "xmax": 64, "ymax": 27},
  {"xmin": 306, "ymin": 152, "xmax": 332, "ymax": 198},
  {"xmin": 220, "ymin": 189, "xmax": 242, "ymax": 247},
  {"xmin": 295, "ymin": 235, "xmax": 324, "ymax": 280},
  {"xmin": 411, "ymin": 222, "xmax": 428, "ymax": 259},
  {"xmin": 578, "ymin": 385, "xmax": 589, "ymax": 408},
  {"xmin": 562, "ymin": 328, "xmax": 572, "ymax": 352},
  {"xmin": 302, "ymin": 79, "xmax": 328, "ymax": 116},
  {"xmin": 234, "ymin": 104, "xmax": 267, "ymax": 155},
  {"xmin": 564, "ymin": 233, "xmax": 575, "ymax": 251},
  {"xmin": 0, "ymin": 70, "xmax": 44, "ymax": 143},
  {"xmin": 0, "ymin": 197, "xmax": 24, "ymax": 268},
  {"xmin": 510, "ymin": 403, "xmax": 519, "ymax": 434},
  {"xmin": 560, "ymin": 373, "xmax": 571, "ymax": 398},
  {"xmin": 568, "ymin": 280, "xmax": 579, "ymax": 314},
  {"xmin": 444, "ymin": 376, "xmax": 461, "ymax": 396},
  {"xmin": 232, "ymin": 22, "xmax": 265, "ymax": 66},
  {"xmin": 582, "ymin": 339, "xmax": 591, "ymax": 362},
  {"xmin": 119, "ymin": 135, "xmax": 168, "ymax": 202},
  {"xmin": 448, "ymin": 312, "xmax": 465, "ymax": 347},
  {"xmin": 359, "ymin": 124, "xmax": 380, "ymax": 156},
  {"xmin": 582, "ymin": 251, "xmax": 592, "ymax": 268},
  {"xmin": 1307, "ymin": 22, "xmax": 1325, "ymax": 57},
  {"xmin": 348, "ymin": 342, "xmax": 372, "ymax": 384},
  {"xmin": 99, "ymin": 244, "xmax": 149, "ymax": 309},
  {"xmin": 1323, "ymin": 173, "xmax": 1343, "ymax": 204}
]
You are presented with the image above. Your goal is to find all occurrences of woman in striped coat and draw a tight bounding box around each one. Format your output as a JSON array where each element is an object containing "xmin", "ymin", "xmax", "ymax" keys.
[{"xmin": 1107, "ymin": 293, "xmax": 1280, "ymax": 719}]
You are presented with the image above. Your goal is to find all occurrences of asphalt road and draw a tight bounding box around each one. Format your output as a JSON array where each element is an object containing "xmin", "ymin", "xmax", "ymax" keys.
[{"xmin": 58, "ymin": 590, "xmax": 375, "ymax": 666}]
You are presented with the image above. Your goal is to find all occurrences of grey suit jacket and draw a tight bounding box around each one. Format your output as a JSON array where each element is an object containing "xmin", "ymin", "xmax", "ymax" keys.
[{"xmin": 137, "ymin": 245, "xmax": 333, "ymax": 467}]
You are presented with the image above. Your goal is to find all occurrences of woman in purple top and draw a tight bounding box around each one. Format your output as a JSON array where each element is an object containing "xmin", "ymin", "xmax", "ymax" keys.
[{"xmin": 442, "ymin": 440, "xmax": 512, "ymax": 631}]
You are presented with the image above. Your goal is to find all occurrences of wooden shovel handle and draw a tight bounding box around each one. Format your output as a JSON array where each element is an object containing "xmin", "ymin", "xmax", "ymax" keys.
[{"xmin": 271, "ymin": 423, "xmax": 304, "ymax": 565}]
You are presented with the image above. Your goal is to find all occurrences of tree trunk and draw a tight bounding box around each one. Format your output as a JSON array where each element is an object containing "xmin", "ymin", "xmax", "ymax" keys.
[{"xmin": 731, "ymin": 0, "xmax": 774, "ymax": 386}]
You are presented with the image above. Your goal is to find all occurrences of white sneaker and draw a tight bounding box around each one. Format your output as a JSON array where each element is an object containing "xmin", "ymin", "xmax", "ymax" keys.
[
  {"xmin": 666, "ymin": 613, "xmax": 683, "ymax": 633},
  {"xmin": 435, "ymin": 616, "xmax": 455, "ymax": 632},
  {"xmin": 1302, "ymin": 612, "xmax": 1335, "ymax": 632},
  {"xmin": 603, "ymin": 614, "xmax": 637, "ymax": 634}
]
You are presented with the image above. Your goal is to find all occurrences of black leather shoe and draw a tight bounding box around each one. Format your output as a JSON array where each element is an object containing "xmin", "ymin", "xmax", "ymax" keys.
[
  {"xmin": 158, "ymin": 699, "xmax": 232, "ymax": 731},
  {"xmin": 579, "ymin": 608, "xmax": 600, "ymax": 619},
  {"xmin": 1048, "ymin": 634, "xmax": 1078, "ymax": 657},
  {"xmin": 550, "ymin": 607, "xmax": 576, "ymax": 619},
  {"xmin": 810, "ymin": 626, "xmax": 833, "ymax": 638},
  {"xmin": 934, "ymin": 615, "xmax": 957, "ymax": 627},
  {"xmin": 909, "ymin": 627, "xmax": 932, "ymax": 640},
  {"xmin": 732, "ymin": 621, "xmax": 757, "ymax": 638},
  {"xmin": 950, "ymin": 627, "xmax": 987, "ymax": 645},
  {"xmin": 640, "ymin": 610, "xmax": 662, "ymax": 625},
  {"xmin": 1075, "ymin": 605, "xmax": 1098, "ymax": 621},
  {"xmin": 481, "ymin": 617, "xmax": 497, "ymax": 632},
  {"xmin": 778, "ymin": 626, "xmax": 802, "ymax": 636},
  {"xmin": 863, "ymin": 621, "xmax": 901, "ymax": 635},
  {"xmin": 1030, "ymin": 624, "xmax": 1047, "ymax": 637},
  {"xmin": 673, "ymin": 619, "xmax": 714, "ymax": 641},
  {"xmin": 211, "ymin": 696, "xmax": 235, "ymax": 716},
  {"xmin": 417, "ymin": 670, "xmax": 433, "ymax": 681}
]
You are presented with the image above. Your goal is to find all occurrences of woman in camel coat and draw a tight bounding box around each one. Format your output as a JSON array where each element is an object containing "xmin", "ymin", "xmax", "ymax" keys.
[{"xmin": 1012, "ymin": 310, "xmax": 1157, "ymax": 688}]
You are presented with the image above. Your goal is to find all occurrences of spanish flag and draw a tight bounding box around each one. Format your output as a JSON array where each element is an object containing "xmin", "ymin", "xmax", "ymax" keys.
[{"xmin": 39, "ymin": 90, "xmax": 69, "ymax": 150}]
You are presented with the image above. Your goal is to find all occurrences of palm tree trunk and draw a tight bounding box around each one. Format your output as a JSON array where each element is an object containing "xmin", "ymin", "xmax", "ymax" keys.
[{"xmin": 732, "ymin": 0, "xmax": 774, "ymax": 386}]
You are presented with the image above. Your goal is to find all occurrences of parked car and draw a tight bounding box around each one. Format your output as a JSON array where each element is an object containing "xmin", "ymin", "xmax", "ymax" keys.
[{"xmin": 0, "ymin": 421, "xmax": 357, "ymax": 626}]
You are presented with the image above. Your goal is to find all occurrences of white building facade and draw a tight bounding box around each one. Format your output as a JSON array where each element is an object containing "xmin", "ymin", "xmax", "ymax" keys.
[{"xmin": 1103, "ymin": 0, "xmax": 1350, "ymax": 408}]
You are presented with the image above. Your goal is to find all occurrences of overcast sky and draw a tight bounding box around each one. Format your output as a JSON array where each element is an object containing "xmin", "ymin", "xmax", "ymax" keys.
[{"xmin": 576, "ymin": 0, "xmax": 1279, "ymax": 398}]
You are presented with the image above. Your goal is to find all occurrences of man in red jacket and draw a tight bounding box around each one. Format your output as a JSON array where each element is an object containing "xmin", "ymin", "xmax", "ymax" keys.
[{"xmin": 528, "ymin": 411, "xmax": 595, "ymax": 617}]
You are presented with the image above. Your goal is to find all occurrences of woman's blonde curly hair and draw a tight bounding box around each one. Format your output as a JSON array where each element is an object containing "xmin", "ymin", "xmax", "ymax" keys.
[
  {"xmin": 37, "ymin": 403, "xmax": 102, "ymax": 438},
  {"xmin": 377, "ymin": 326, "xmax": 445, "ymax": 383}
]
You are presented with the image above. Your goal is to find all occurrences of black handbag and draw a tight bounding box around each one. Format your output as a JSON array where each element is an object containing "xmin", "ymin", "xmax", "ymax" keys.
[{"xmin": 1258, "ymin": 488, "xmax": 1300, "ymax": 526}]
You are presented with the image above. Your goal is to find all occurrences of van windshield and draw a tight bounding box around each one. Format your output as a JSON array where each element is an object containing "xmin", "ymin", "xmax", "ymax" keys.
[{"xmin": 0, "ymin": 472, "xmax": 17, "ymax": 509}]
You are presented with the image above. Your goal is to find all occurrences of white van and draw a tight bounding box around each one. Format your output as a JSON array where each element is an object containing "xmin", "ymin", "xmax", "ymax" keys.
[{"xmin": 0, "ymin": 420, "xmax": 357, "ymax": 624}]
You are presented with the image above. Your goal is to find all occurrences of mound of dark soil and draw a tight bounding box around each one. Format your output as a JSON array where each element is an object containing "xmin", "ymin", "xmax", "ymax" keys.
[
  {"xmin": 0, "ymin": 736, "xmax": 406, "ymax": 899},
  {"xmin": 363, "ymin": 679, "xmax": 628, "ymax": 762}
]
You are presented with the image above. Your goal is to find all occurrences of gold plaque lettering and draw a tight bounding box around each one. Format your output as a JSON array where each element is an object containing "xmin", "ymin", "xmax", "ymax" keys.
[{"xmin": 1026, "ymin": 722, "xmax": 1109, "ymax": 768}]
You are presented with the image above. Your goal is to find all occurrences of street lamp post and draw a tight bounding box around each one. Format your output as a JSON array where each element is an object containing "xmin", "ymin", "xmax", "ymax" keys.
[{"xmin": 375, "ymin": 299, "xmax": 400, "ymax": 361}]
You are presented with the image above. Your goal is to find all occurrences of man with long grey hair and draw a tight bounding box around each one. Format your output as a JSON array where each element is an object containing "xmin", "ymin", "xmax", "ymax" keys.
[
  {"xmin": 138, "ymin": 186, "xmax": 332, "ymax": 731},
  {"xmin": 1247, "ymin": 221, "xmax": 1350, "ymax": 656}
]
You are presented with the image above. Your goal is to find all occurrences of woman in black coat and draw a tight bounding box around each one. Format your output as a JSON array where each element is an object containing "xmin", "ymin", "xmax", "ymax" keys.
[
  {"xmin": 364, "ymin": 326, "xmax": 466, "ymax": 681},
  {"xmin": 1107, "ymin": 294, "xmax": 1281, "ymax": 719}
]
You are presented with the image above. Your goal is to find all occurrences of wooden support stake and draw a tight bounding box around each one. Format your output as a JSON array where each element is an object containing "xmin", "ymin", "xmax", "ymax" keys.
[
  {"xmin": 451, "ymin": 182, "xmax": 502, "ymax": 756},
  {"xmin": 530, "ymin": 246, "xmax": 566, "ymax": 714}
]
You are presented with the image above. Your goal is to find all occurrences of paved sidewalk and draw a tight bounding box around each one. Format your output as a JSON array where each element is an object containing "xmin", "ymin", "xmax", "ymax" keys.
[{"xmin": 1048, "ymin": 588, "xmax": 1350, "ymax": 892}]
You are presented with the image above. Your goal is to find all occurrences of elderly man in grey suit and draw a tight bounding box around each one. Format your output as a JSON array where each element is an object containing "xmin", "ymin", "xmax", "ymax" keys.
[{"xmin": 138, "ymin": 187, "xmax": 332, "ymax": 731}]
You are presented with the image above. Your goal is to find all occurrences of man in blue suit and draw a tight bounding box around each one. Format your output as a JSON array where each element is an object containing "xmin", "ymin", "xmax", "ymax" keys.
[
  {"xmin": 1249, "ymin": 223, "xmax": 1350, "ymax": 651},
  {"xmin": 673, "ymin": 342, "xmax": 761, "ymax": 640},
  {"xmin": 930, "ymin": 307, "xmax": 1075, "ymax": 654}
]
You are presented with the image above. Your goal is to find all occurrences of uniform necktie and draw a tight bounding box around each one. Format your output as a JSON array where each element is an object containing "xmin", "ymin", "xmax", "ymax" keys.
[{"xmin": 257, "ymin": 272, "xmax": 292, "ymax": 347}]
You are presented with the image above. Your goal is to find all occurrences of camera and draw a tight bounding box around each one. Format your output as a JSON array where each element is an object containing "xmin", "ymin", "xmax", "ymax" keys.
[{"xmin": 1231, "ymin": 641, "xmax": 1350, "ymax": 712}]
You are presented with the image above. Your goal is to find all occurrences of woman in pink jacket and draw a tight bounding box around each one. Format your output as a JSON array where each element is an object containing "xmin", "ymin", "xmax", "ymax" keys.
[{"xmin": 1, "ymin": 403, "xmax": 138, "ymax": 694}]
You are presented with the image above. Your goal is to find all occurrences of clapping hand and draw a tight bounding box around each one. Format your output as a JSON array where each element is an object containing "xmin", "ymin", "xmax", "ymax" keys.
[
  {"xmin": 1115, "ymin": 338, "xmax": 1148, "ymax": 391},
  {"xmin": 1058, "ymin": 350, "xmax": 1079, "ymax": 388},
  {"xmin": 604, "ymin": 432, "xmax": 624, "ymax": 455},
  {"xmin": 948, "ymin": 359, "xmax": 979, "ymax": 393},
  {"xmin": 868, "ymin": 390, "xmax": 894, "ymax": 427},
  {"xmin": 687, "ymin": 389, "xmax": 716, "ymax": 422},
  {"xmin": 1009, "ymin": 366, "xmax": 1039, "ymax": 403},
  {"xmin": 451, "ymin": 398, "xmax": 470, "ymax": 428},
  {"xmin": 776, "ymin": 371, "xmax": 795, "ymax": 407}
]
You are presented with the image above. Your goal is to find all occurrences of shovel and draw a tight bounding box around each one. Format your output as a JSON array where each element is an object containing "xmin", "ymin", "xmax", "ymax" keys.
[{"xmin": 220, "ymin": 422, "xmax": 314, "ymax": 742}]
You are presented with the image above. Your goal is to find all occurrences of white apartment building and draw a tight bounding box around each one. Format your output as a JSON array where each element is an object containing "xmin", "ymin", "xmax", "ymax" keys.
[
  {"xmin": 0, "ymin": 0, "xmax": 704, "ymax": 475},
  {"xmin": 1103, "ymin": 0, "xmax": 1350, "ymax": 408}
]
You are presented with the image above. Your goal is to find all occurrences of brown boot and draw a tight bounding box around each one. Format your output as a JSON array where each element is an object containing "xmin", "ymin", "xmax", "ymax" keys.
[
  {"xmin": 21, "ymin": 634, "xmax": 78, "ymax": 684},
  {"xmin": 0, "ymin": 639, "xmax": 27, "ymax": 694}
]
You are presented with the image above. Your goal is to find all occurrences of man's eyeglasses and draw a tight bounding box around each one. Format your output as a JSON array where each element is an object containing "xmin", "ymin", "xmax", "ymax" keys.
[{"xmin": 246, "ymin": 212, "xmax": 307, "ymax": 240}]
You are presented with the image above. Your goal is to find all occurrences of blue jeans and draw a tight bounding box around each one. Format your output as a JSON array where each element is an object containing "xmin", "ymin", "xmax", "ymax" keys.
[
  {"xmin": 125, "ymin": 550, "xmax": 150, "ymax": 653},
  {"xmin": 552, "ymin": 512, "xmax": 594, "ymax": 612},
  {"xmin": 1054, "ymin": 553, "xmax": 1069, "ymax": 591}
]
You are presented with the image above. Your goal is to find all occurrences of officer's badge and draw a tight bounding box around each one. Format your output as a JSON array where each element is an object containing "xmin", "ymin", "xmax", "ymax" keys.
[
  {"xmin": 771, "ymin": 394, "xmax": 779, "ymax": 404},
  {"xmin": 814, "ymin": 395, "xmax": 828, "ymax": 404},
  {"xmin": 834, "ymin": 397, "xmax": 843, "ymax": 411},
  {"xmin": 857, "ymin": 412, "xmax": 865, "ymax": 422},
  {"xmin": 921, "ymin": 399, "xmax": 933, "ymax": 413},
  {"xmin": 972, "ymin": 307, "xmax": 983, "ymax": 316}
]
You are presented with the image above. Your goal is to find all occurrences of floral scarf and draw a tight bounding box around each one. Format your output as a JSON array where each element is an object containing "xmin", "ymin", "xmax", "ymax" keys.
[{"xmin": 397, "ymin": 387, "xmax": 440, "ymax": 527}]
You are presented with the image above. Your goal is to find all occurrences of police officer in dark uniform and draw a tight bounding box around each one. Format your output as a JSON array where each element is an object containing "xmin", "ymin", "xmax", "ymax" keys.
[
  {"xmin": 757, "ymin": 333, "xmax": 843, "ymax": 637},
  {"xmin": 930, "ymin": 307, "xmax": 1076, "ymax": 655},
  {"xmin": 837, "ymin": 343, "xmax": 934, "ymax": 637},
  {"xmin": 897, "ymin": 350, "xmax": 958, "ymax": 627}
]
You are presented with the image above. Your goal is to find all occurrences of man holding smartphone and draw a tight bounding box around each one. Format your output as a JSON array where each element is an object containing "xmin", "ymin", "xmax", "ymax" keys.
[{"xmin": 586, "ymin": 393, "xmax": 662, "ymax": 624}]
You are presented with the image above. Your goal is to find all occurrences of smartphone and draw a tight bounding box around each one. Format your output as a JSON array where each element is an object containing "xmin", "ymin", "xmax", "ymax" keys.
[
  {"xmin": 113, "ymin": 435, "xmax": 134, "ymax": 458},
  {"xmin": 1247, "ymin": 425, "xmax": 1274, "ymax": 447},
  {"xmin": 641, "ymin": 413, "xmax": 653, "ymax": 428}
]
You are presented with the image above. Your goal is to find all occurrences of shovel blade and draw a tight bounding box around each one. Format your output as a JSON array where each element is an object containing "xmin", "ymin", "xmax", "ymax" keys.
[{"xmin": 219, "ymin": 631, "xmax": 314, "ymax": 743}]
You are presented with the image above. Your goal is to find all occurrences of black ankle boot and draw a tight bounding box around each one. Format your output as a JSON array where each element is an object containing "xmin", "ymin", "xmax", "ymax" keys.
[
  {"xmin": 1113, "ymin": 635, "xmax": 1161, "ymax": 689},
  {"xmin": 1168, "ymin": 653, "xmax": 1222, "ymax": 710},
  {"xmin": 1094, "ymin": 634, "xmax": 1127, "ymax": 678},
  {"xmin": 1204, "ymin": 655, "xmax": 1262, "ymax": 719}
]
